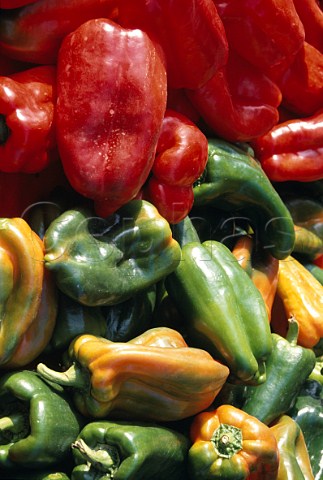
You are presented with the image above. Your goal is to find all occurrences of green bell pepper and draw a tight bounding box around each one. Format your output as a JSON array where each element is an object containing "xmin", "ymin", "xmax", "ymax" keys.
[
  {"xmin": 1, "ymin": 470, "xmax": 70, "ymax": 479},
  {"xmin": 70, "ymin": 420, "xmax": 190, "ymax": 479},
  {"xmin": 43, "ymin": 199, "xmax": 181, "ymax": 306},
  {"xmin": 288, "ymin": 379, "xmax": 323, "ymax": 480},
  {"xmin": 0, "ymin": 370, "xmax": 83, "ymax": 472},
  {"xmin": 166, "ymin": 217, "xmax": 272, "ymax": 385},
  {"xmin": 242, "ymin": 319, "xmax": 316, "ymax": 425},
  {"xmin": 193, "ymin": 138, "xmax": 295, "ymax": 260},
  {"xmin": 47, "ymin": 285, "xmax": 156, "ymax": 352}
]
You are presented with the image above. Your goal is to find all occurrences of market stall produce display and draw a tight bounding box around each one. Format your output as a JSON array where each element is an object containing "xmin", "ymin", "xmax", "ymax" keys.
[{"xmin": 0, "ymin": 0, "xmax": 322, "ymax": 478}]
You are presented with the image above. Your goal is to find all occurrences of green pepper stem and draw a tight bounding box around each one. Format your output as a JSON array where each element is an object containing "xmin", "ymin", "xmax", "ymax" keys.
[
  {"xmin": 0, "ymin": 412, "xmax": 26, "ymax": 434},
  {"xmin": 72, "ymin": 438, "xmax": 120, "ymax": 473},
  {"xmin": 286, "ymin": 316, "xmax": 299, "ymax": 345},
  {"xmin": 0, "ymin": 115, "xmax": 10, "ymax": 145},
  {"xmin": 212, "ymin": 423, "xmax": 243, "ymax": 458},
  {"xmin": 37, "ymin": 362, "xmax": 89, "ymax": 390}
]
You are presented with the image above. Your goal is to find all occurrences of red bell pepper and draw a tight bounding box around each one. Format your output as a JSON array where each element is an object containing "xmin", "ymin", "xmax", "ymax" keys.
[
  {"xmin": 117, "ymin": 0, "xmax": 229, "ymax": 89},
  {"xmin": 0, "ymin": 0, "xmax": 36, "ymax": 7},
  {"xmin": 142, "ymin": 109, "xmax": 208, "ymax": 224},
  {"xmin": 252, "ymin": 110, "xmax": 323, "ymax": 182},
  {"xmin": 0, "ymin": 66, "xmax": 57, "ymax": 174},
  {"xmin": 186, "ymin": 49, "xmax": 282, "ymax": 142},
  {"xmin": 56, "ymin": 18, "xmax": 167, "ymax": 218},
  {"xmin": 0, "ymin": 0, "xmax": 119, "ymax": 65},
  {"xmin": 292, "ymin": 0, "xmax": 323, "ymax": 53},
  {"xmin": 212, "ymin": 0, "xmax": 305, "ymax": 81},
  {"xmin": 277, "ymin": 42, "xmax": 323, "ymax": 116}
]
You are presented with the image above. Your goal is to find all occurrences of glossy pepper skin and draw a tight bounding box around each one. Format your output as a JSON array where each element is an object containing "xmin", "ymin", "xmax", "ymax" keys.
[
  {"xmin": 71, "ymin": 420, "xmax": 190, "ymax": 479},
  {"xmin": 36, "ymin": 327, "xmax": 230, "ymax": 421},
  {"xmin": 186, "ymin": 49, "xmax": 282, "ymax": 142},
  {"xmin": 0, "ymin": 218, "xmax": 57, "ymax": 369},
  {"xmin": 117, "ymin": 0, "xmax": 228, "ymax": 89},
  {"xmin": 0, "ymin": 66, "xmax": 57, "ymax": 173},
  {"xmin": 270, "ymin": 415, "xmax": 314, "ymax": 480},
  {"xmin": 0, "ymin": 0, "xmax": 119, "ymax": 64},
  {"xmin": 56, "ymin": 18, "xmax": 167, "ymax": 218},
  {"xmin": 0, "ymin": 370, "xmax": 82, "ymax": 471},
  {"xmin": 292, "ymin": 0, "xmax": 323, "ymax": 53},
  {"xmin": 193, "ymin": 139, "xmax": 295, "ymax": 260},
  {"xmin": 213, "ymin": 0, "xmax": 305, "ymax": 81},
  {"xmin": 188, "ymin": 405, "xmax": 279, "ymax": 479},
  {"xmin": 166, "ymin": 217, "xmax": 272, "ymax": 385},
  {"xmin": 43, "ymin": 200, "xmax": 181, "ymax": 307},
  {"xmin": 242, "ymin": 319, "xmax": 316, "ymax": 425},
  {"xmin": 288, "ymin": 379, "xmax": 323, "ymax": 479},
  {"xmin": 252, "ymin": 110, "xmax": 323, "ymax": 183},
  {"xmin": 143, "ymin": 109, "xmax": 208, "ymax": 224}
]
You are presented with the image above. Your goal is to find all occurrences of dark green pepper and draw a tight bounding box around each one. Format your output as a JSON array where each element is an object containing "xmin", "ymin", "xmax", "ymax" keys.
[
  {"xmin": 0, "ymin": 370, "xmax": 83, "ymax": 471},
  {"xmin": 193, "ymin": 138, "xmax": 295, "ymax": 260},
  {"xmin": 1, "ymin": 470, "xmax": 70, "ymax": 479},
  {"xmin": 166, "ymin": 217, "xmax": 272, "ymax": 385},
  {"xmin": 242, "ymin": 319, "xmax": 316, "ymax": 425},
  {"xmin": 288, "ymin": 379, "xmax": 323, "ymax": 479},
  {"xmin": 43, "ymin": 199, "xmax": 181, "ymax": 306},
  {"xmin": 70, "ymin": 420, "xmax": 190, "ymax": 479}
]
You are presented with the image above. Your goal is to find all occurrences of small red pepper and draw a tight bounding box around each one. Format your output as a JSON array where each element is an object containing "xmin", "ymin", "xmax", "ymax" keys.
[
  {"xmin": 187, "ymin": 49, "xmax": 282, "ymax": 142},
  {"xmin": 0, "ymin": 0, "xmax": 119, "ymax": 64},
  {"xmin": 0, "ymin": 66, "xmax": 57, "ymax": 173},
  {"xmin": 252, "ymin": 110, "xmax": 323, "ymax": 182},
  {"xmin": 292, "ymin": 0, "xmax": 323, "ymax": 53},
  {"xmin": 56, "ymin": 18, "xmax": 167, "ymax": 218},
  {"xmin": 213, "ymin": 0, "xmax": 305, "ymax": 81},
  {"xmin": 277, "ymin": 42, "xmax": 323, "ymax": 116},
  {"xmin": 117, "ymin": 0, "xmax": 229, "ymax": 89},
  {"xmin": 142, "ymin": 109, "xmax": 208, "ymax": 223}
]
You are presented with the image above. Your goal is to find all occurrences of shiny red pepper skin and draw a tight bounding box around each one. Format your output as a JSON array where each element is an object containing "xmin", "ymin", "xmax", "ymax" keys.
[
  {"xmin": 292, "ymin": 0, "xmax": 323, "ymax": 53},
  {"xmin": 117, "ymin": 0, "xmax": 228, "ymax": 89},
  {"xmin": 187, "ymin": 50, "xmax": 282, "ymax": 142},
  {"xmin": 0, "ymin": 66, "xmax": 57, "ymax": 173},
  {"xmin": 252, "ymin": 110, "xmax": 323, "ymax": 182},
  {"xmin": 213, "ymin": 0, "xmax": 305, "ymax": 81},
  {"xmin": 56, "ymin": 18, "xmax": 167, "ymax": 218},
  {"xmin": 0, "ymin": 0, "xmax": 119, "ymax": 64},
  {"xmin": 143, "ymin": 109, "xmax": 208, "ymax": 223}
]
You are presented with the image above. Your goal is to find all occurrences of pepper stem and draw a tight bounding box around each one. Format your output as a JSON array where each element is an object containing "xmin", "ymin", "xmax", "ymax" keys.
[
  {"xmin": 211, "ymin": 423, "xmax": 243, "ymax": 458},
  {"xmin": 0, "ymin": 115, "xmax": 10, "ymax": 145},
  {"xmin": 286, "ymin": 315, "xmax": 299, "ymax": 345},
  {"xmin": 37, "ymin": 362, "xmax": 89, "ymax": 390},
  {"xmin": 72, "ymin": 438, "xmax": 120, "ymax": 474}
]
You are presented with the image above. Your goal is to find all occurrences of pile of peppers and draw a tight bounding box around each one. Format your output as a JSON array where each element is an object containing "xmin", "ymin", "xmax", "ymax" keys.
[{"xmin": 0, "ymin": 0, "xmax": 322, "ymax": 478}]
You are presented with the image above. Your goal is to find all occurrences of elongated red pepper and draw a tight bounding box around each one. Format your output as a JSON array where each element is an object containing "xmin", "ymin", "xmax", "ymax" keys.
[
  {"xmin": 252, "ymin": 110, "xmax": 323, "ymax": 182},
  {"xmin": 0, "ymin": 66, "xmax": 57, "ymax": 173},
  {"xmin": 292, "ymin": 0, "xmax": 323, "ymax": 53},
  {"xmin": 0, "ymin": 0, "xmax": 119, "ymax": 65},
  {"xmin": 142, "ymin": 109, "xmax": 208, "ymax": 223},
  {"xmin": 277, "ymin": 42, "xmax": 323, "ymax": 116},
  {"xmin": 56, "ymin": 18, "xmax": 167, "ymax": 217},
  {"xmin": 117, "ymin": 0, "xmax": 228, "ymax": 89},
  {"xmin": 213, "ymin": 0, "xmax": 305, "ymax": 81},
  {"xmin": 187, "ymin": 49, "xmax": 282, "ymax": 142}
]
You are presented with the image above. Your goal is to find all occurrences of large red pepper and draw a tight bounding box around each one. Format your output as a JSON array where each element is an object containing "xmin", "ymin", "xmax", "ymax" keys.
[
  {"xmin": 56, "ymin": 18, "xmax": 167, "ymax": 218},
  {"xmin": 0, "ymin": 0, "xmax": 119, "ymax": 65},
  {"xmin": 0, "ymin": 66, "xmax": 57, "ymax": 173},
  {"xmin": 186, "ymin": 49, "xmax": 282, "ymax": 142},
  {"xmin": 292, "ymin": 0, "xmax": 323, "ymax": 53},
  {"xmin": 251, "ymin": 110, "xmax": 323, "ymax": 182},
  {"xmin": 142, "ymin": 109, "xmax": 208, "ymax": 224},
  {"xmin": 212, "ymin": 0, "xmax": 305, "ymax": 81},
  {"xmin": 277, "ymin": 42, "xmax": 323, "ymax": 116},
  {"xmin": 117, "ymin": 0, "xmax": 228, "ymax": 89}
]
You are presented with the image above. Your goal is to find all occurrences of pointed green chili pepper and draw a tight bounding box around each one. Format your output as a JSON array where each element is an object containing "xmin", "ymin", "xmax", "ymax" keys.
[
  {"xmin": 43, "ymin": 199, "xmax": 181, "ymax": 306},
  {"xmin": 193, "ymin": 138, "xmax": 295, "ymax": 260},
  {"xmin": 0, "ymin": 370, "xmax": 83, "ymax": 471},
  {"xmin": 242, "ymin": 318, "xmax": 316, "ymax": 425},
  {"xmin": 70, "ymin": 420, "xmax": 190, "ymax": 479}
]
